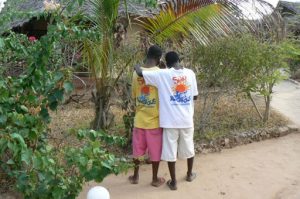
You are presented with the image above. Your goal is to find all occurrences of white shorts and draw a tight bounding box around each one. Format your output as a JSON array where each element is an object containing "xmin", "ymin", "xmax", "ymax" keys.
[{"xmin": 161, "ymin": 128, "xmax": 195, "ymax": 162}]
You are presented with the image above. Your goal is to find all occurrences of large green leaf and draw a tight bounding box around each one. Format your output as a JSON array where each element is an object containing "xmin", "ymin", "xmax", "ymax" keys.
[
  {"xmin": 0, "ymin": 38, "xmax": 4, "ymax": 49},
  {"xmin": 138, "ymin": 0, "xmax": 284, "ymax": 45},
  {"xmin": 84, "ymin": 0, "xmax": 120, "ymax": 33},
  {"xmin": 0, "ymin": 115, "xmax": 7, "ymax": 124},
  {"xmin": 63, "ymin": 81, "xmax": 74, "ymax": 93}
]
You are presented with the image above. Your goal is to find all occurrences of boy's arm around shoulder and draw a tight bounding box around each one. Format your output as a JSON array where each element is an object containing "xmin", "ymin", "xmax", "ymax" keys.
[
  {"xmin": 134, "ymin": 64, "xmax": 143, "ymax": 77},
  {"xmin": 133, "ymin": 64, "xmax": 161, "ymax": 87},
  {"xmin": 142, "ymin": 68, "xmax": 163, "ymax": 87}
]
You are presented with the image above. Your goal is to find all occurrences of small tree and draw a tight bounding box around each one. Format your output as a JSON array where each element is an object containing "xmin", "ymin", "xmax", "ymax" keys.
[
  {"xmin": 190, "ymin": 35, "xmax": 261, "ymax": 131},
  {"xmin": 280, "ymin": 38, "xmax": 300, "ymax": 76},
  {"xmin": 190, "ymin": 34, "xmax": 288, "ymax": 131},
  {"xmin": 243, "ymin": 42, "xmax": 288, "ymax": 122},
  {"xmin": 83, "ymin": 0, "xmax": 144, "ymax": 130}
]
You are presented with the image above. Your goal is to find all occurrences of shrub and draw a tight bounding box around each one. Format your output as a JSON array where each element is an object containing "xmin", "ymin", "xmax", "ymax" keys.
[
  {"xmin": 0, "ymin": 24, "xmax": 130, "ymax": 199},
  {"xmin": 191, "ymin": 34, "xmax": 288, "ymax": 131}
]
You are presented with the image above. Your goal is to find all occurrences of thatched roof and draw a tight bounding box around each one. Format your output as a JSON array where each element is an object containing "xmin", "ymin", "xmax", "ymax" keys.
[
  {"xmin": 2, "ymin": 0, "xmax": 294, "ymax": 34},
  {"xmin": 11, "ymin": 1, "xmax": 45, "ymax": 27},
  {"xmin": 278, "ymin": 1, "xmax": 300, "ymax": 15},
  {"xmin": 0, "ymin": 0, "xmax": 46, "ymax": 33},
  {"xmin": 119, "ymin": 1, "xmax": 159, "ymax": 17},
  {"xmin": 0, "ymin": 0, "xmax": 158, "ymax": 34},
  {"xmin": 277, "ymin": 1, "xmax": 300, "ymax": 33}
]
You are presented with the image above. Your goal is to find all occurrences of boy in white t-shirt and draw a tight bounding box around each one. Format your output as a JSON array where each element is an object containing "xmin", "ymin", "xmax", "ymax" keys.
[{"xmin": 134, "ymin": 51, "xmax": 198, "ymax": 190}]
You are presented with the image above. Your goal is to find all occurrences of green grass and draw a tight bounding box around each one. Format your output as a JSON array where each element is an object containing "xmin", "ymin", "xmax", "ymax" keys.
[
  {"xmin": 50, "ymin": 93, "xmax": 289, "ymax": 145},
  {"xmin": 194, "ymin": 94, "xmax": 289, "ymax": 141}
]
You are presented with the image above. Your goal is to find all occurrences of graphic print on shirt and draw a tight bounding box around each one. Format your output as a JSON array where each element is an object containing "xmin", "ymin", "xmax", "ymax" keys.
[
  {"xmin": 170, "ymin": 76, "xmax": 191, "ymax": 105},
  {"xmin": 137, "ymin": 77, "xmax": 156, "ymax": 106}
]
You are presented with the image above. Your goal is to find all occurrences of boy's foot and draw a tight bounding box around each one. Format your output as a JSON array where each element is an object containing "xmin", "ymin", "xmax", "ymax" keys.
[
  {"xmin": 151, "ymin": 177, "xmax": 166, "ymax": 187},
  {"xmin": 166, "ymin": 180, "xmax": 177, "ymax": 190},
  {"xmin": 128, "ymin": 175, "xmax": 139, "ymax": 184},
  {"xmin": 186, "ymin": 172, "xmax": 196, "ymax": 182}
]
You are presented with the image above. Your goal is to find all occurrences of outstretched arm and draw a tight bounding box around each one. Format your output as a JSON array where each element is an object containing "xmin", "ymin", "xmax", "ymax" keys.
[
  {"xmin": 192, "ymin": 72, "xmax": 198, "ymax": 101},
  {"xmin": 134, "ymin": 64, "xmax": 143, "ymax": 77}
]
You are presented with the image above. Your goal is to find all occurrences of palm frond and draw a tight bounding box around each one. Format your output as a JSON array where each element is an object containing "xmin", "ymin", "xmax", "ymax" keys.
[
  {"xmin": 138, "ymin": 0, "xmax": 285, "ymax": 45},
  {"xmin": 84, "ymin": 0, "xmax": 119, "ymax": 33}
]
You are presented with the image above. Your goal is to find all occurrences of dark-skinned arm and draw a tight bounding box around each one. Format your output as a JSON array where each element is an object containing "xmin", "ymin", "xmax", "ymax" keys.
[{"xmin": 134, "ymin": 64, "xmax": 143, "ymax": 77}]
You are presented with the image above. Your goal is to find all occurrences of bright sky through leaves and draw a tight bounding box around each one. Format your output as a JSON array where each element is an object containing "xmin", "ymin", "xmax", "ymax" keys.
[
  {"xmin": 0, "ymin": 0, "xmax": 7, "ymax": 13},
  {"xmin": 0, "ymin": 0, "xmax": 299, "ymax": 20},
  {"xmin": 239, "ymin": 0, "xmax": 297, "ymax": 20}
]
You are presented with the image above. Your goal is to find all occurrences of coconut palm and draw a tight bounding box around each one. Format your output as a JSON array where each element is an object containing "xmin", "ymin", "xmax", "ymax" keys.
[
  {"xmin": 138, "ymin": 0, "xmax": 284, "ymax": 45},
  {"xmin": 84, "ymin": 0, "xmax": 284, "ymax": 130},
  {"xmin": 83, "ymin": 0, "xmax": 121, "ymax": 130},
  {"xmin": 136, "ymin": 0, "xmax": 285, "ymax": 128}
]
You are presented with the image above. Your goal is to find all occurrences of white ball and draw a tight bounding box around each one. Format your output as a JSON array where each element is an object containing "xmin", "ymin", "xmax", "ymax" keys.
[{"xmin": 87, "ymin": 186, "xmax": 110, "ymax": 199}]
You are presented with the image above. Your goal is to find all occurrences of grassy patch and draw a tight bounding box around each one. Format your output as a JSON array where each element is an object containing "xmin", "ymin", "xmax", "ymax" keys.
[
  {"xmin": 49, "ymin": 93, "xmax": 289, "ymax": 147},
  {"xmin": 194, "ymin": 94, "xmax": 289, "ymax": 141}
]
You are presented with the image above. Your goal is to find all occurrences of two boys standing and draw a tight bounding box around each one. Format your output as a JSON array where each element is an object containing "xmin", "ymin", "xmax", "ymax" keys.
[{"xmin": 129, "ymin": 45, "xmax": 198, "ymax": 190}]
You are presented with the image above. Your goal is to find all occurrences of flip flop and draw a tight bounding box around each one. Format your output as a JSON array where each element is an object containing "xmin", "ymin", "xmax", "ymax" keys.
[
  {"xmin": 151, "ymin": 177, "xmax": 166, "ymax": 187},
  {"xmin": 166, "ymin": 180, "xmax": 177, "ymax": 190},
  {"xmin": 186, "ymin": 172, "xmax": 197, "ymax": 182},
  {"xmin": 128, "ymin": 175, "xmax": 139, "ymax": 184}
]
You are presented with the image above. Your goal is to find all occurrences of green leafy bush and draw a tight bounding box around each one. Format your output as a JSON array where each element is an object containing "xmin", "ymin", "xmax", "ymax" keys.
[
  {"xmin": 192, "ymin": 35, "xmax": 288, "ymax": 128},
  {"xmin": 280, "ymin": 38, "xmax": 300, "ymax": 76},
  {"xmin": 0, "ymin": 24, "xmax": 130, "ymax": 199},
  {"xmin": 191, "ymin": 35, "xmax": 262, "ymax": 131}
]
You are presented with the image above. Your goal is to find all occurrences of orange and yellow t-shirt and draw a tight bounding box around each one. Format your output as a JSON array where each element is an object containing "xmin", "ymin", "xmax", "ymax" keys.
[{"xmin": 131, "ymin": 67, "xmax": 159, "ymax": 129}]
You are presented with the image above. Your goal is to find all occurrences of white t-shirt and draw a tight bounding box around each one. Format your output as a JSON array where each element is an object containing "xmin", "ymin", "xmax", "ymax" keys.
[{"xmin": 143, "ymin": 68, "xmax": 198, "ymax": 128}]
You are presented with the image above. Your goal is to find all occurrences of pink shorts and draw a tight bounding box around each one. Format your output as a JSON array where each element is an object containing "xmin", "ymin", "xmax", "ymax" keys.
[{"xmin": 132, "ymin": 128, "xmax": 163, "ymax": 162}]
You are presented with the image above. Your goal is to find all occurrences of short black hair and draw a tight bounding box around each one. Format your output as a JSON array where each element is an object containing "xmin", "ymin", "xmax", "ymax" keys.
[
  {"xmin": 146, "ymin": 45, "xmax": 163, "ymax": 60},
  {"xmin": 165, "ymin": 51, "xmax": 180, "ymax": 67}
]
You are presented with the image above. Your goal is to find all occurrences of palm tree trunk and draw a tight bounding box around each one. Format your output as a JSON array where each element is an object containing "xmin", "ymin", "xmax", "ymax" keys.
[
  {"xmin": 92, "ymin": 77, "xmax": 112, "ymax": 130},
  {"xmin": 93, "ymin": 92, "xmax": 104, "ymax": 130},
  {"xmin": 93, "ymin": 90, "xmax": 112, "ymax": 130}
]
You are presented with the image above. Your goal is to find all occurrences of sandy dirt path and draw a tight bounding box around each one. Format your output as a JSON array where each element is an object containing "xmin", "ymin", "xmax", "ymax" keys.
[
  {"xmin": 78, "ymin": 133, "xmax": 300, "ymax": 199},
  {"xmin": 271, "ymin": 80, "xmax": 300, "ymax": 125},
  {"xmin": 78, "ymin": 80, "xmax": 300, "ymax": 199}
]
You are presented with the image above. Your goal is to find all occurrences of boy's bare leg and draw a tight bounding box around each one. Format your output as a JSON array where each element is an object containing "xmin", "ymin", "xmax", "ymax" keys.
[
  {"xmin": 187, "ymin": 157, "xmax": 194, "ymax": 175},
  {"xmin": 151, "ymin": 161, "xmax": 165, "ymax": 187},
  {"xmin": 186, "ymin": 157, "xmax": 196, "ymax": 182},
  {"xmin": 167, "ymin": 161, "xmax": 177, "ymax": 190},
  {"xmin": 129, "ymin": 159, "xmax": 140, "ymax": 184},
  {"xmin": 152, "ymin": 161, "xmax": 159, "ymax": 182}
]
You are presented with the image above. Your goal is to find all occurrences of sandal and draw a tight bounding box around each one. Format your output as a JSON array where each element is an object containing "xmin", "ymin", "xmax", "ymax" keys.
[
  {"xmin": 128, "ymin": 175, "xmax": 139, "ymax": 184},
  {"xmin": 186, "ymin": 172, "xmax": 196, "ymax": 182},
  {"xmin": 151, "ymin": 177, "xmax": 166, "ymax": 187},
  {"xmin": 166, "ymin": 180, "xmax": 177, "ymax": 190}
]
